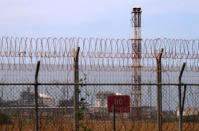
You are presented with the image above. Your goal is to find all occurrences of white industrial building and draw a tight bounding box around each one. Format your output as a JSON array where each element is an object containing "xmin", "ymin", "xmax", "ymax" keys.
[
  {"xmin": 177, "ymin": 107, "xmax": 199, "ymax": 116},
  {"xmin": 18, "ymin": 88, "xmax": 55, "ymax": 107}
]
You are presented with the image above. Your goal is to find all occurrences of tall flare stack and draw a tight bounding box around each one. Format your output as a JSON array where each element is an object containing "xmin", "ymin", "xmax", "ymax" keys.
[{"xmin": 131, "ymin": 5, "xmax": 142, "ymax": 117}]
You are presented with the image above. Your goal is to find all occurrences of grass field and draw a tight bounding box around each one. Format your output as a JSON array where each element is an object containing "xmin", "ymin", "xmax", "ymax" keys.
[{"xmin": 1, "ymin": 120, "xmax": 199, "ymax": 131}]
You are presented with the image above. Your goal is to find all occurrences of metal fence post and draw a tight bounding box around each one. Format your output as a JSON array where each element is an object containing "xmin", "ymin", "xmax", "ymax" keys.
[
  {"xmin": 34, "ymin": 61, "xmax": 40, "ymax": 131},
  {"xmin": 178, "ymin": 62, "xmax": 186, "ymax": 131},
  {"xmin": 155, "ymin": 48, "xmax": 163, "ymax": 131},
  {"xmin": 113, "ymin": 105, "xmax": 116, "ymax": 131},
  {"xmin": 74, "ymin": 47, "xmax": 80, "ymax": 131}
]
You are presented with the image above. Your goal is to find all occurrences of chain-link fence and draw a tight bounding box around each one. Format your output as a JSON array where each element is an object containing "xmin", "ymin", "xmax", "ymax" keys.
[{"xmin": 0, "ymin": 37, "xmax": 199, "ymax": 131}]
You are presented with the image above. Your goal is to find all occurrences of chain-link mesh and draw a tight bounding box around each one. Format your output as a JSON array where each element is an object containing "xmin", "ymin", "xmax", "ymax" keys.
[{"xmin": 1, "ymin": 76, "xmax": 199, "ymax": 130}]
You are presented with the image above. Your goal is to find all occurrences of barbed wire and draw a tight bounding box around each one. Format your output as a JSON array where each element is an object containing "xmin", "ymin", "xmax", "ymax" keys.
[{"xmin": 0, "ymin": 36, "xmax": 199, "ymax": 72}]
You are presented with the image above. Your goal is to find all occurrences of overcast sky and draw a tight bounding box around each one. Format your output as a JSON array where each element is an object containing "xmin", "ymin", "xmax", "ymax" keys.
[{"xmin": 0, "ymin": 0, "xmax": 199, "ymax": 39}]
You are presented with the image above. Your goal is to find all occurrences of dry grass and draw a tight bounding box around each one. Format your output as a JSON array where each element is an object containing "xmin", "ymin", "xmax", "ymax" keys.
[{"xmin": 1, "ymin": 120, "xmax": 199, "ymax": 131}]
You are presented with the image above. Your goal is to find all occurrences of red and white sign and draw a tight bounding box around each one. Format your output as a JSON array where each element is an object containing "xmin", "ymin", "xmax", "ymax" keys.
[{"xmin": 108, "ymin": 95, "xmax": 130, "ymax": 113}]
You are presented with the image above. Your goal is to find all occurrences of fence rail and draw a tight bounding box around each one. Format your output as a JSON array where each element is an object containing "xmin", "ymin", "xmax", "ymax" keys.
[{"xmin": 0, "ymin": 82, "xmax": 198, "ymax": 86}]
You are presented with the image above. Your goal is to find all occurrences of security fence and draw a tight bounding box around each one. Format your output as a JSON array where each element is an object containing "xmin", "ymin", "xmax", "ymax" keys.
[{"xmin": 0, "ymin": 37, "xmax": 199, "ymax": 131}]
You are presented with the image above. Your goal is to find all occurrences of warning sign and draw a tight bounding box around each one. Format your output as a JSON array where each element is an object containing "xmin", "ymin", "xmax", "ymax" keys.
[{"xmin": 108, "ymin": 95, "xmax": 130, "ymax": 113}]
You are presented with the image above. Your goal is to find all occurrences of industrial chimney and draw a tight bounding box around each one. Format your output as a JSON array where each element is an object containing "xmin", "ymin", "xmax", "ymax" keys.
[{"xmin": 131, "ymin": 5, "xmax": 142, "ymax": 120}]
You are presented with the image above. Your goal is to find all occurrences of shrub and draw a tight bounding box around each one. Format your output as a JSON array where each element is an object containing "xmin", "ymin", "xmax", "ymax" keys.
[{"xmin": 0, "ymin": 112, "xmax": 13, "ymax": 125}]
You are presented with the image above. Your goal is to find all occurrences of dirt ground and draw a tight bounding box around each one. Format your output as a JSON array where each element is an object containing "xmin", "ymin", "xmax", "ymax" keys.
[{"xmin": 0, "ymin": 121, "xmax": 199, "ymax": 131}]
